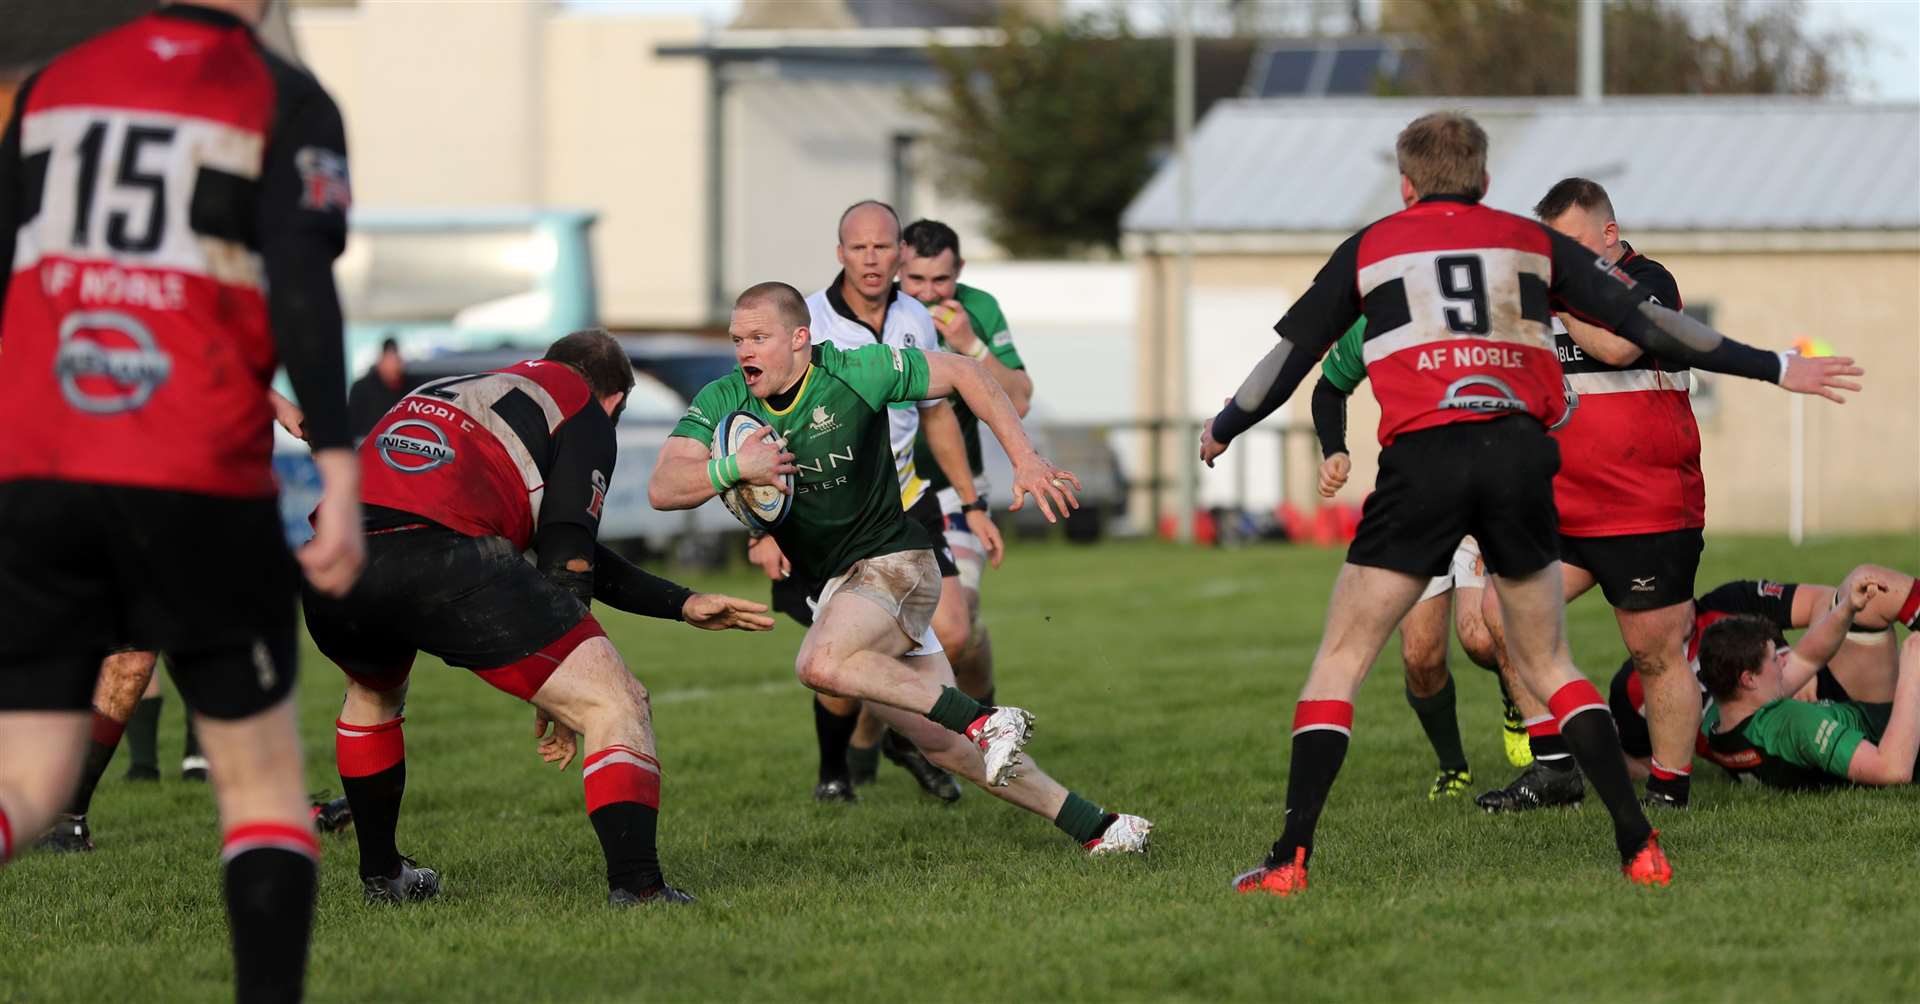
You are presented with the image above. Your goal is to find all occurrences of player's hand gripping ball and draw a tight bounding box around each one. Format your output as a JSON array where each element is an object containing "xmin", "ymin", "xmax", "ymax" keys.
[{"xmin": 712, "ymin": 411, "xmax": 793, "ymax": 532}]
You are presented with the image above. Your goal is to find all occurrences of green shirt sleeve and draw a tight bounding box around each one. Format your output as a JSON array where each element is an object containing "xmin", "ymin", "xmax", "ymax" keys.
[
  {"xmin": 669, "ymin": 377, "xmax": 731, "ymax": 443},
  {"xmin": 1320, "ymin": 318, "xmax": 1368, "ymax": 393},
  {"xmin": 957, "ymin": 284, "xmax": 1024, "ymax": 370},
  {"xmin": 826, "ymin": 342, "xmax": 931, "ymax": 411},
  {"xmin": 1751, "ymin": 700, "xmax": 1869, "ymax": 779}
]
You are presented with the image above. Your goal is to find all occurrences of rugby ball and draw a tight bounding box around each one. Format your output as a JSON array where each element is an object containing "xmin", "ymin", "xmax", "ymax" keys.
[{"xmin": 712, "ymin": 410, "xmax": 792, "ymax": 532}]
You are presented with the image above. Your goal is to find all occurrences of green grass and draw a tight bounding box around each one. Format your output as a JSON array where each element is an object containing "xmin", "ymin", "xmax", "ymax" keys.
[{"xmin": 6, "ymin": 533, "xmax": 1920, "ymax": 1001}]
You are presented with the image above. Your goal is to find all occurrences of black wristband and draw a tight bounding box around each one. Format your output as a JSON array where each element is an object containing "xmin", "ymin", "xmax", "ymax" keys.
[{"xmin": 961, "ymin": 498, "xmax": 989, "ymax": 513}]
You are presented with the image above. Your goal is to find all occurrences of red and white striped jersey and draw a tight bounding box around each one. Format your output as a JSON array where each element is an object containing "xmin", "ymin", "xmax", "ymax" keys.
[
  {"xmin": 358, "ymin": 360, "xmax": 616, "ymax": 551},
  {"xmin": 1550, "ymin": 243, "xmax": 1705, "ymax": 536},
  {"xmin": 0, "ymin": 3, "xmax": 351, "ymax": 497}
]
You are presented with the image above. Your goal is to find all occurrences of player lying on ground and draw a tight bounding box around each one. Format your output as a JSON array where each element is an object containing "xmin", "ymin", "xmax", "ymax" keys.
[
  {"xmin": 1201, "ymin": 111, "xmax": 1861, "ymax": 896},
  {"xmin": 652, "ymin": 281, "xmax": 1152, "ymax": 854},
  {"xmin": 1606, "ymin": 569, "xmax": 1915, "ymax": 781},
  {"xmin": 1699, "ymin": 568, "xmax": 1920, "ymax": 788},
  {"xmin": 1310, "ymin": 317, "xmax": 1521, "ymax": 797},
  {"xmin": 1479, "ymin": 177, "xmax": 1712, "ymax": 814},
  {"xmin": 304, "ymin": 330, "xmax": 773, "ymax": 908}
]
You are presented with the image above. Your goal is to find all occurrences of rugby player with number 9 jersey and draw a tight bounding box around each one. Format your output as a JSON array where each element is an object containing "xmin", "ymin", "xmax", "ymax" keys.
[
  {"xmin": 1200, "ymin": 111, "xmax": 1863, "ymax": 898},
  {"xmin": 651, "ymin": 281, "xmax": 1153, "ymax": 856}
]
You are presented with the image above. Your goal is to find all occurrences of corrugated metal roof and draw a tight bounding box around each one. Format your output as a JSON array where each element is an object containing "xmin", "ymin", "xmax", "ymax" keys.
[{"xmin": 1122, "ymin": 97, "xmax": 1920, "ymax": 234}]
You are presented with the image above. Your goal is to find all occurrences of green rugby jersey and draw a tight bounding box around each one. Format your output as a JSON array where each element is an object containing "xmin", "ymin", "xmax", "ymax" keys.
[
  {"xmin": 1702, "ymin": 697, "xmax": 1888, "ymax": 789},
  {"xmin": 911, "ymin": 283, "xmax": 1025, "ymax": 494},
  {"xmin": 1320, "ymin": 318, "xmax": 1369, "ymax": 394},
  {"xmin": 672, "ymin": 341, "xmax": 934, "ymax": 582}
]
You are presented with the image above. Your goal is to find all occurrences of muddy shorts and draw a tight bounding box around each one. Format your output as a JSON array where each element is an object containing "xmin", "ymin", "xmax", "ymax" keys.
[{"xmin": 818, "ymin": 549, "xmax": 943, "ymax": 658}]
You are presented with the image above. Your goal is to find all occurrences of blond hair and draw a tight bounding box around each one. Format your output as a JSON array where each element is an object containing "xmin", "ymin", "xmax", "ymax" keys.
[{"xmin": 1395, "ymin": 112, "xmax": 1489, "ymax": 201}]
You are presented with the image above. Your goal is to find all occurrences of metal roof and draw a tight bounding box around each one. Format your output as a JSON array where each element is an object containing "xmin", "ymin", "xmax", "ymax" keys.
[{"xmin": 1122, "ymin": 97, "xmax": 1920, "ymax": 235}]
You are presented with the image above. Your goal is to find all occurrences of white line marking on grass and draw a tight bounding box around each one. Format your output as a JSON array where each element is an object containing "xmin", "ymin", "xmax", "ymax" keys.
[{"xmin": 651, "ymin": 679, "xmax": 793, "ymax": 705}]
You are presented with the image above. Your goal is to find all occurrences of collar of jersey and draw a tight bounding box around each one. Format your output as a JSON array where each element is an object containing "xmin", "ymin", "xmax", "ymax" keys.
[
  {"xmin": 763, "ymin": 364, "xmax": 813, "ymax": 416},
  {"xmin": 1416, "ymin": 194, "xmax": 1479, "ymax": 206},
  {"xmin": 159, "ymin": 3, "xmax": 247, "ymax": 28},
  {"xmin": 825, "ymin": 271, "xmax": 900, "ymax": 341}
]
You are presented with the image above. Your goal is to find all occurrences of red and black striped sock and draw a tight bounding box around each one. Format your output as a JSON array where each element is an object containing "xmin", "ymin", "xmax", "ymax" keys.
[
  {"xmin": 584, "ymin": 744, "xmax": 664, "ymax": 896},
  {"xmin": 1647, "ymin": 757, "xmax": 1692, "ymax": 802},
  {"xmin": 1524, "ymin": 715, "xmax": 1575, "ymax": 770},
  {"xmin": 0, "ymin": 804, "xmax": 13, "ymax": 864},
  {"xmin": 222, "ymin": 822, "xmax": 318, "ymax": 1004},
  {"xmin": 335, "ymin": 716, "xmax": 406, "ymax": 880},
  {"xmin": 1898, "ymin": 581, "xmax": 1920, "ymax": 631},
  {"xmin": 63, "ymin": 712, "xmax": 128, "ymax": 818},
  {"xmin": 1549, "ymin": 680, "xmax": 1652, "ymax": 861},
  {"xmin": 1270, "ymin": 700, "xmax": 1353, "ymax": 867}
]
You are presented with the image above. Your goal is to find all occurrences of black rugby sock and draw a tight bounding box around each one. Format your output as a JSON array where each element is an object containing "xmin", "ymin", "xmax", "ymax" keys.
[
  {"xmin": 222, "ymin": 832, "xmax": 317, "ymax": 1004},
  {"xmin": 125, "ymin": 697, "xmax": 162, "ymax": 776},
  {"xmin": 813, "ymin": 697, "xmax": 859, "ymax": 785},
  {"xmin": 1406, "ymin": 678, "xmax": 1468, "ymax": 773},
  {"xmin": 1270, "ymin": 701, "xmax": 1353, "ymax": 867},
  {"xmin": 589, "ymin": 802, "xmax": 662, "ymax": 895},
  {"xmin": 1549, "ymin": 682, "xmax": 1653, "ymax": 861}
]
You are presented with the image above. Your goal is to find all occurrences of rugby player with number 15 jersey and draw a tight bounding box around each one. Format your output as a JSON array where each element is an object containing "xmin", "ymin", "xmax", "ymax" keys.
[
  {"xmin": 1199, "ymin": 112, "xmax": 1862, "ymax": 896},
  {"xmin": 0, "ymin": 3, "xmax": 364, "ymax": 1000},
  {"xmin": 652, "ymin": 282, "xmax": 1152, "ymax": 855}
]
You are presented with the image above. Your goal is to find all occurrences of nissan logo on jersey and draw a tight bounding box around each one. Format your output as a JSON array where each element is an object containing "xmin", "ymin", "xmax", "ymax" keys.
[
  {"xmin": 1439, "ymin": 375, "xmax": 1529, "ymax": 414},
  {"xmin": 376, "ymin": 419, "xmax": 457, "ymax": 473},
  {"xmin": 54, "ymin": 310, "xmax": 173, "ymax": 414}
]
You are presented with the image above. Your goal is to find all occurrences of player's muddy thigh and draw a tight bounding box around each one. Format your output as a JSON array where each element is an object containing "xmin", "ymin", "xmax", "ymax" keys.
[
  {"xmin": 531, "ymin": 637, "xmax": 657, "ymax": 759},
  {"xmin": 1618, "ymin": 601, "xmax": 1699, "ymax": 772},
  {"xmin": 1490, "ymin": 562, "xmax": 1585, "ymax": 702},
  {"xmin": 1484, "ymin": 562, "xmax": 1596, "ymax": 717},
  {"xmin": 1452, "ymin": 586, "xmax": 1497, "ymax": 670},
  {"xmin": 1301, "ymin": 564, "xmax": 1433, "ymax": 703},
  {"xmin": 0, "ymin": 712, "xmax": 90, "ymax": 843},
  {"xmin": 1401, "ymin": 593, "xmax": 1453, "ymax": 698},
  {"xmin": 196, "ymin": 698, "xmax": 312, "ymax": 832}
]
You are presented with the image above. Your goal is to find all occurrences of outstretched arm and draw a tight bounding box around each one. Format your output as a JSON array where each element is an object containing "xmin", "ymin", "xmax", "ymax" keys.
[
  {"xmin": 1784, "ymin": 572, "xmax": 1887, "ymax": 693},
  {"xmin": 923, "ymin": 352, "xmax": 1078, "ymax": 522}
]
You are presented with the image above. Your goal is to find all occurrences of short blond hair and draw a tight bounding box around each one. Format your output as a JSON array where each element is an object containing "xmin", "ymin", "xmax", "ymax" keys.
[{"xmin": 1395, "ymin": 112, "xmax": 1489, "ymax": 201}]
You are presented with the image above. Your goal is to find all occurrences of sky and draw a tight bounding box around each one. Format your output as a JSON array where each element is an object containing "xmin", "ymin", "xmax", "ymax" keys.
[{"xmin": 574, "ymin": 0, "xmax": 1920, "ymax": 101}]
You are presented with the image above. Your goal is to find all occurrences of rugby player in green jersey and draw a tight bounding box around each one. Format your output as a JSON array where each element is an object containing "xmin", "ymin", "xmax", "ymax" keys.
[
  {"xmin": 1700, "ymin": 567, "xmax": 1920, "ymax": 789},
  {"xmin": 1309, "ymin": 319, "xmax": 1513, "ymax": 798},
  {"xmin": 899, "ymin": 219, "xmax": 1030, "ymax": 726},
  {"xmin": 650, "ymin": 282, "xmax": 1152, "ymax": 853}
]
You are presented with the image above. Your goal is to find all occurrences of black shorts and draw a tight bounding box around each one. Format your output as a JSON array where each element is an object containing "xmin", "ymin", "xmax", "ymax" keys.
[
  {"xmin": 1814, "ymin": 666, "xmax": 1852, "ymax": 703},
  {"xmin": 1347, "ymin": 417, "xmax": 1560, "ymax": 580},
  {"xmin": 1607, "ymin": 659, "xmax": 1653, "ymax": 759},
  {"xmin": 906, "ymin": 492, "xmax": 959, "ymax": 578},
  {"xmin": 1560, "ymin": 528, "xmax": 1703, "ymax": 611},
  {"xmin": 301, "ymin": 522, "xmax": 600, "ymax": 701},
  {"xmin": 771, "ymin": 568, "xmax": 828, "ymax": 628},
  {"xmin": 0, "ymin": 480, "xmax": 298, "ymax": 719}
]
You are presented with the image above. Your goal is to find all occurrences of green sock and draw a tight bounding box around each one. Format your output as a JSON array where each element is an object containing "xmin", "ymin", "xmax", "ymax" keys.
[
  {"xmin": 924, "ymin": 686, "xmax": 988, "ymax": 735},
  {"xmin": 126, "ymin": 696, "xmax": 162, "ymax": 773},
  {"xmin": 1407, "ymin": 677, "xmax": 1468, "ymax": 773},
  {"xmin": 1053, "ymin": 791, "xmax": 1111, "ymax": 845}
]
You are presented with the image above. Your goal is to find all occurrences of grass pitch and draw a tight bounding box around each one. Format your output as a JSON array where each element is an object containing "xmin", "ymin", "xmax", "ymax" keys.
[{"xmin": 5, "ymin": 533, "xmax": 1919, "ymax": 1001}]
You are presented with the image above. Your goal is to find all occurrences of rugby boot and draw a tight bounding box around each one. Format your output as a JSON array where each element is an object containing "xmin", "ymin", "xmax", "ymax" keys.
[
  {"xmin": 965, "ymin": 706, "xmax": 1034, "ymax": 787},
  {"xmin": 1474, "ymin": 761, "xmax": 1585, "ymax": 813},
  {"xmin": 881, "ymin": 730, "xmax": 961, "ymax": 803},
  {"xmin": 811, "ymin": 778, "xmax": 858, "ymax": 803},
  {"xmin": 609, "ymin": 884, "xmax": 696, "ymax": 907},
  {"xmin": 310, "ymin": 793, "xmax": 354, "ymax": 834},
  {"xmin": 1501, "ymin": 698, "xmax": 1533, "ymax": 768},
  {"xmin": 1428, "ymin": 767, "xmax": 1472, "ymax": 801},
  {"xmin": 1622, "ymin": 829, "xmax": 1673, "ymax": 887},
  {"xmin": 1232, "ymin": 846, "xmax": 1308, "ymax": 897},
  {"xmin": 362, "ymin": 856, "xmax": 440, "ymax": 904},
  {"xmin": 124, "ymin": 765, "xmax": 160, "ymax": 782},
  {"xmin": 36, "ymin": 813, "xmax": 93, "ymax": 853},
  {"xmin": 180, "ymin": 755, "xmax": 210, "ymax": 782},
  {"xmin": 1640, "ymin": 788, "xmax": 1689, "ymax": 811},
  {"xmin": 1086, "ymin": 814, "xmax": 1152, "ymax": 856}
]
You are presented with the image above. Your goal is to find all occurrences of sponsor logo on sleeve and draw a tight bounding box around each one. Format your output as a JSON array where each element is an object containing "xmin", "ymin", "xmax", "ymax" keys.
[
  {"xmin": 295, "ymin": 147, "xmax": 352, "ymax": 212},
  {"xmin": 1758, "ymin": 581, "xmax": 1785, "ymax": 599},
  {"xmin": 587, "ymin": 469, "xmax": 608, "ymax": 519},
  {"xmin": 890, "ymin": 346, "xmax": 904, "ymax": 372}
]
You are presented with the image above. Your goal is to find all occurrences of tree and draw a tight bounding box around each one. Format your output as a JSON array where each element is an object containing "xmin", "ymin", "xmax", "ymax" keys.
[
  {"xmin": 1383, "ymin": 0, "xmax": 1856, "ymax": 97},
  {"xmin": 912, "ymin": 11, "xmax": 1172, "ymax": 258}
]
